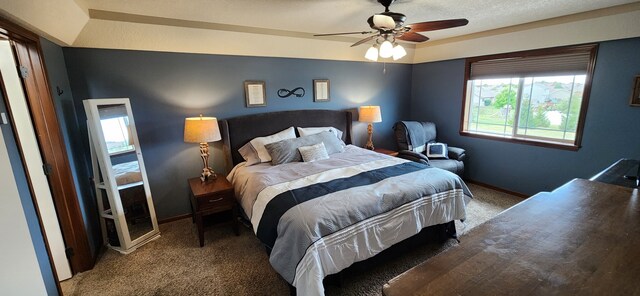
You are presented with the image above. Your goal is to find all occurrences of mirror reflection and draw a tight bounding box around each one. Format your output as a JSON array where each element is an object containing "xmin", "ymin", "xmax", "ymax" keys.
[
  {"xmin": 98, "ymin": 104, "xmax": 153, "ymax": 242},
  {"xmin": 98, "ymin": 104, "xmax": 135, "ymax": 155},
  {"xmin": 118, "ymin": 182, "xmax": 153, "ymax": 241}
]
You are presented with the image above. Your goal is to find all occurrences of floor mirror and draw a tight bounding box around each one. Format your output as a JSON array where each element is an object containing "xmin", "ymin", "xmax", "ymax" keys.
[{"xmin": 84, "ymin": 98, "xmax": 160, "ymax": 254}]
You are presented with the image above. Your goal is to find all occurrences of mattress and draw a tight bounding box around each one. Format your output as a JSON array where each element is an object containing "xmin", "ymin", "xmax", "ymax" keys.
[{"xmin": 228, "ymin": 145, "xmax": 472, "ymax": 295}]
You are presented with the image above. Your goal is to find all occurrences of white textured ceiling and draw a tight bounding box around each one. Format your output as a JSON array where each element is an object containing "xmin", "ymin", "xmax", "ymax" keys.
[
  {"xmin": 80, "ymin": 0, "xmax": 638, "ymax": 40},
  {"xmin": 1, "ymin": 0, "xmax": 639, "ymax": 62}
]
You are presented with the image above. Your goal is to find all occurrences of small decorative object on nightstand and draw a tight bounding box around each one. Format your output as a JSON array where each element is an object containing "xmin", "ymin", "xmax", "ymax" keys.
[
  {"xmin": 359, "ymin": 105, "xmax": 382, "ymax": 150},
  {"xmin": 373, "ymin": 148, "xmax": 399, "ymax": 157},
  {"xmin": 188, "ymin": 175, "xmax": 239, "ymax": 247}
]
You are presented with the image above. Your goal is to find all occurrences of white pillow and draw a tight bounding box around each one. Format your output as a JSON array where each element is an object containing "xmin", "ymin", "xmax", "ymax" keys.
[
  {"xmin": 298, "ymin": 142, "xmax": 329, "ymax": 163},
  {"xmin": 297, "ymin": 126, "xmax": 343, "ymax": 140},
  {"xmin": 239, "ymin": 127, "xmax": 296, "ymax": 165}
]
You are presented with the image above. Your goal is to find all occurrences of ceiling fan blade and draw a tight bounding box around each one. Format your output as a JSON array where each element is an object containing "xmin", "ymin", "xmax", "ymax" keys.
[
  {"xmin": 406, "ymin": 19, "xmax": 469, "ymax": 32},
  {"xmin": 350, "ymin": 35, "xmax": 379, "ymax": 47},
  {"xmin": 314, "ymin": 31, "xmax": 375, "ymax": 37},
  {"xmin": 396, "ymin": 32, "xmax": 430, "ymax": 43},
  {"xmin": 373, "ymin": 14, "xmax": 396, "ymax": 29}
]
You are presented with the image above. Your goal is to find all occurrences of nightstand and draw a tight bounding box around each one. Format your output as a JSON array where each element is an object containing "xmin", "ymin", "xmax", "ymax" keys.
[
  {"xmin": 373, "ymin": 148, "xmax": 399, "ymax": 157},
  {"xmin": 188, "ymin": 176, "xmax": 239, "ymax": 247}
]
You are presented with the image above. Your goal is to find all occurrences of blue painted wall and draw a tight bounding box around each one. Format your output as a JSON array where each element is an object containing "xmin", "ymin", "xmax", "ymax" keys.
[
  {"xmin": 63, "ymin": 48, "xmax": 412, "ymax": 220},
  {"xmin": 47, "ymin": 36, "xmax": 639, "ymax": 257},
  {"xmin": 0, "ymin": 79, "xmax": 58, "ymax": 295},
  {"xmin": 411, "ymin": 37, "xmax": 640, "ymax": 195}
]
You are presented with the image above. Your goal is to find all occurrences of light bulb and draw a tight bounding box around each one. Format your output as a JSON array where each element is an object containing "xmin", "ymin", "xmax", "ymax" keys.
[
  {"xmin": 379, "ymin": 40, "xmax": 393, "ymax": 58},
  {"xmin": 365, "ymin": 46, "xmax": 379, "ymax": 61},
  {"xmin": 392, "ymin": 44, "xmax": 406, "ymax": 60}
]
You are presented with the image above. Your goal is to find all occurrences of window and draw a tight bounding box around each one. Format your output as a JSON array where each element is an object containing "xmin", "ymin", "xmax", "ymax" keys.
[
  {"xmin": 98, "ymin": 104, "xmax": 135, "ymax": 155},
  {"xmin": 460, "ymin": 44, "xmax": 598, "ymax": 150},
  {"xmin": 100, "ymin": 116, "xmax": 134, "ymax": 155}
]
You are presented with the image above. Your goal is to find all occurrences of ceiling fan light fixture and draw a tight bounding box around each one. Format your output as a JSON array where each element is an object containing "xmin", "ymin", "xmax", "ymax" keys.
[
  {"xmin": 392, "ymin": 44, "xmax": 406, "ymax": 60},
  {"xmin": 365, "ymin": 45, "xmax": 379, "ymax": 61},
  {"xmin": 379, "ymin": 40, "xmax": 394, "ymax": 58},
  {"xmin": 317, "ymin": 1, "xmax": 469, "ymax": 64}
]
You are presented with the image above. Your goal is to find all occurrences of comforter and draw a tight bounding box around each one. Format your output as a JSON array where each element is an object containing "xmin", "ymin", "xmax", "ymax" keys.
[{"xmin": 228, "ymin": 145, "xmax": 471, "ymax": 295}]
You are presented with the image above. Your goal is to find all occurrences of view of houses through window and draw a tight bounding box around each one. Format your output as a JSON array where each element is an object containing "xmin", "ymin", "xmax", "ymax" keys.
[{"xmin": 465, "ymin": 75, "xmax": 586, "ymax": 143}]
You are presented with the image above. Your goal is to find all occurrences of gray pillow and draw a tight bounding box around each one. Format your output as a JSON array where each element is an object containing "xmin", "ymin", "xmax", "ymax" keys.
[
  {"xmin": 265, "ymin": 131, "xmax": 345, "ymax": 165},
  {"xmin": 299, "ymin": 142, "xmax": 329, "ymax": 162}
]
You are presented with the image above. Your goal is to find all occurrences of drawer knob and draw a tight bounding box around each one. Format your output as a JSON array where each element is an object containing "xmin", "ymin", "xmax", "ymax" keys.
[{"xmin": 209, "ymin": 197, "xmax": 224, "ymax": 203}]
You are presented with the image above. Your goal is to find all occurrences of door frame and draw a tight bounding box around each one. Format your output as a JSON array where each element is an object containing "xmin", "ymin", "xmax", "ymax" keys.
[{"xmin": 0, "ymin": 17, "xmax": 95, "ymax": 275}]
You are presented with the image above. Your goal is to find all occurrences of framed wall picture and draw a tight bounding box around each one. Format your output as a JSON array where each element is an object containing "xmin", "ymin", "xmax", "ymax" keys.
[
  {"xmin": 631, "ymin": 75, "xmax": 640, "ymax": 107},
  {"xmin": 313, "ymin": 79, "xmax": 330, "ymax": 102},
  {"xmin": 244, "ymin": 81, "xmax": 267, "ymax": 107}
]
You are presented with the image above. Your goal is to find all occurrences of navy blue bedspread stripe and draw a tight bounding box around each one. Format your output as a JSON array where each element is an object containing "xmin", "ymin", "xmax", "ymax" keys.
[{"xmin": 256, "ymin": 161, "xmax": 430, "ymax": 249}]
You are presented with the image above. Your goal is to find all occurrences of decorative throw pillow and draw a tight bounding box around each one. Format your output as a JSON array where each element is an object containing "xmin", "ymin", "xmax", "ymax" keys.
[
  {"xmin": 265, "ymin": 131, "xmax": 345, "ymax": 165},
  {"xmin": 426, "ymin": 142, "xmax": 448, "ymax": 159},
  {"xmin": 238, "ymin": 127, "xmax": 296, "ymax": 165},
  {"xmin": 297, "ymin": 126, "xmax": 344, "ymax": 140},
  {"xmin": 298, "ymin": 142, "xmax": 329, "ymax": 163}
]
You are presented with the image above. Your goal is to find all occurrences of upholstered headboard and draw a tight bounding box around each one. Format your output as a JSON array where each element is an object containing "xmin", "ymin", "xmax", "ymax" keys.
[{"xmin": 219, "ymin": 109, "xmax": 353, "ymax": 170}]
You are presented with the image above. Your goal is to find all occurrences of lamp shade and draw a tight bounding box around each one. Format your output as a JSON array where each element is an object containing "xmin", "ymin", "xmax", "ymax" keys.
[
  {"xmin": 359, "ymin": 106, "xmax": 382, "ymax": 123},
  {"xmin": 184, "ymin": 116, "xmax": 221, "ymax": 143}
]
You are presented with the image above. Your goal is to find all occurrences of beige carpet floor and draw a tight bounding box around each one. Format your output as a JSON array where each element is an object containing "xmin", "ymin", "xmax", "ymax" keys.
[{"xmin": 61, "ymin": 183, "xmax": 523, "ymax": 296}]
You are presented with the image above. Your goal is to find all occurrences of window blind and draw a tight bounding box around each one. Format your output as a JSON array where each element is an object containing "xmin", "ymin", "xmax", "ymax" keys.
[
  {"xmin": 98, "ymin": 104, "xmax": 128, "ymax": 120},
  {"xmin": 469, "ymin": 51, "xmax": 592, "ymax": 80}
]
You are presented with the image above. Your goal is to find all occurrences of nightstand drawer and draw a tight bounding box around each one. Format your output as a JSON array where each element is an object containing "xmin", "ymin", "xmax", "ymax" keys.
[{"xmin": 197, "ymin": 191, "xmax": 234, "ymax": 210}]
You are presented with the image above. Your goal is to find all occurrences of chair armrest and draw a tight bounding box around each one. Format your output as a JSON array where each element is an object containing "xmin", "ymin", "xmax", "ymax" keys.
[
  {"xmin": 397, "ymin": 150, "xmax": 429, "ymax": 165},
  {"xmin": 448, "ymin": 146, "xmax": 466, "ymax": 161}
]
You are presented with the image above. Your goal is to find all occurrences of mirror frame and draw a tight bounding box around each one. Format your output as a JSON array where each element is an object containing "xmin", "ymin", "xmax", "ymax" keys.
[{"xmin": 84, "ymin": 98, "xmax": 160, "ymax": 253}]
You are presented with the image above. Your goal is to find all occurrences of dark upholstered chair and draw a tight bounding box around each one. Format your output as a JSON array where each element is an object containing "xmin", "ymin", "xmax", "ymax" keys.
[{"xmin": 393, "ymin": 121, "xmax": 466, "ymax": 177}]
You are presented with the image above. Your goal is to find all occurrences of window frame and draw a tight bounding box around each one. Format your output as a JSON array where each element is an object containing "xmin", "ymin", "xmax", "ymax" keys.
[{"xmin": 459, "ymin": 44, "xmax": 598, "ymax": 151}]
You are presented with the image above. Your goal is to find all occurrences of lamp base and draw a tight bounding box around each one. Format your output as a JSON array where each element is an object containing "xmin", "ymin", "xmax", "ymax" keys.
[
  {"xmin": 365, "ymin": 123, "xmax": 375, "ymax": 150},
  {"xmin": 200, "ymin": 167, "xmax": 217, "ymax": 182},
  {"xmin": 199, "ymin": 142, "xmax": 217, "ymax": 182}
]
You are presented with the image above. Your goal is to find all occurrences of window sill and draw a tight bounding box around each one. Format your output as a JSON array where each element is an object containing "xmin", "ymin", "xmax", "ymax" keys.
[
  {"xmin": 108, "ymin": 149, "xmax": 136, "ymax": 157},
  {"xmin": 459, "ymin": 131, "xmax": 580, "ymax": 151}
]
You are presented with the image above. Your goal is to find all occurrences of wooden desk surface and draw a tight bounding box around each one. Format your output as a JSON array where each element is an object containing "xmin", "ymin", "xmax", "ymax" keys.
[{"xmin": 383, "ymin": 179, "xmax": 640, "ymax": 296}]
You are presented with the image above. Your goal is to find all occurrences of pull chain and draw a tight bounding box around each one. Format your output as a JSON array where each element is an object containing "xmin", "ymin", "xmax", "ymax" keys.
[{"xmin": 383, "ymin": 62, "xmax": 387, "ymax": 75}]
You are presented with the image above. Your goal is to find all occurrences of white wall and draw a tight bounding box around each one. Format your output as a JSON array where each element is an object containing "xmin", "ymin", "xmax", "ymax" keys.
[
  {"xmin": 70, "ymin": 18, "xmax": 415, "ymax": 63},
  {"xmin": 0, "ymin": 0, "xmax": 88, "ymax": 44},
  {"xmin": 0, "ymin": 40, "xmax": 72, "ymax": 280},
  {"xmin": 412, "ymin": 7, "xmax": 640, "ymax": 63},
  {"xmin": 0, "ymin": 127, "xmax": 48, "ymax": 295}
]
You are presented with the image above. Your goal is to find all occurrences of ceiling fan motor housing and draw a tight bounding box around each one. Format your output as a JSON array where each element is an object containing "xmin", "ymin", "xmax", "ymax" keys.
[{"xmin": 367, "ymin": 12, "xmax": 406, "ymax": 30}]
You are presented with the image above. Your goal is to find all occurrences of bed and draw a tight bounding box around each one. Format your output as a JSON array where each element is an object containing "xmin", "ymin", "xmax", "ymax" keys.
[
  {"xmin": 112, "ymin": 160, "xmax": 142, "ymax": 188},
  {"xmin": 219, "ymin": 110, "xmax": 471, "ymax": 296}
]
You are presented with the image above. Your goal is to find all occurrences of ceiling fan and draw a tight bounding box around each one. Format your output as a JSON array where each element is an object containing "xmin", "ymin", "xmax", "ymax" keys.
[{"xmin": 314, "ymin": 0, "xmax": 469, "ymax": 61}]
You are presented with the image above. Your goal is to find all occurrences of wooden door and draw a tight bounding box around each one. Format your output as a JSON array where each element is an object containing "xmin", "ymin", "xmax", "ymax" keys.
[{"xmin": 0, "ymin": 16, "xmax": 95, "ymax": 274}]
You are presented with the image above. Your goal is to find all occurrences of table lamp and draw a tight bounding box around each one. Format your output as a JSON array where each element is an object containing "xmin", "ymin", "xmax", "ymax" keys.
[
  {"xmin": 359, "ymin": 106, "xmax": 382, "ymax": 150},
  {"xmin": 184, "ymin": 115, "xmax": 221, "ymax": 181}
]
